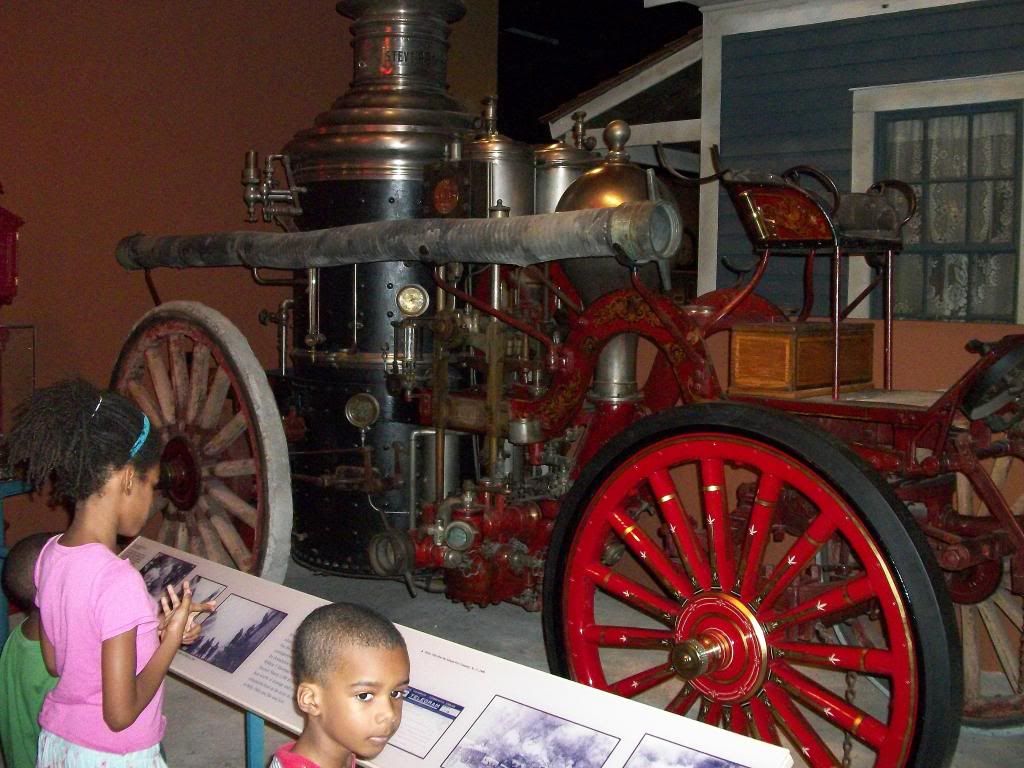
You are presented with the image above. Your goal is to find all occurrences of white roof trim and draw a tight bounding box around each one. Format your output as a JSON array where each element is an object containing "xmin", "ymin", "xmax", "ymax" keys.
[
  {"xmin": 548, "ymin": 39, "xmax": 703, "ymax": 138},
  {"xmin": 699, "ymin": 0, "xmax": 984, "ymax": 36},
  {"xmin": 627, "ymin": 119, "xmax": 702, "ymax": 146},
  {"xmin": 852, "ymin": 70, "xmax": 1024, "ymax": 111},
  {"xmin": 626, "ymin": 144, "xmax": 701, "ymax": 174}
]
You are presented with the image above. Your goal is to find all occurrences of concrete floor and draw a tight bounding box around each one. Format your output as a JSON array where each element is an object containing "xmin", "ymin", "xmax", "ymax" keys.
[{"xmin": 7, "ymin": 560, "xmax": 1024, "ymax": 767}]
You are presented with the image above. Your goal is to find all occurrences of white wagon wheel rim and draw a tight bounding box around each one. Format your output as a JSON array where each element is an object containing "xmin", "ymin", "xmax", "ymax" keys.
[{"xmin": 112, "ymin": 301, "xmax": 292, "ymax": 583}]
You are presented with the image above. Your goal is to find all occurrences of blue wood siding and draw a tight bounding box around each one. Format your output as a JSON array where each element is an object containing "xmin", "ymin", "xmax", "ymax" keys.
[{"xmin": 717, "ymin": 0, "xmax": 1024, "ymax": 313}]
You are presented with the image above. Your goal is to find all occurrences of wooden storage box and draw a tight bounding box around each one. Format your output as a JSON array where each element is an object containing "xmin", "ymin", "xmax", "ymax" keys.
[{"xmin": 729, "ymin": 322, "xmax": 874, "ymax": 398}]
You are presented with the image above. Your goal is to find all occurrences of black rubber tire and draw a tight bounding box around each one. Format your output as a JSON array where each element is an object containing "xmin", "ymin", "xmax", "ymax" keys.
[{"xmin": 543, "ymin": 402, "xmax": 961, "ymax": 768}]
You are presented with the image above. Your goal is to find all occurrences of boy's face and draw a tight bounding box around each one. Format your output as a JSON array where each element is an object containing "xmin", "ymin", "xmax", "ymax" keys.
[{"xmin": 309, "ymin": 644, "xmax": 411, "ymax": 760}]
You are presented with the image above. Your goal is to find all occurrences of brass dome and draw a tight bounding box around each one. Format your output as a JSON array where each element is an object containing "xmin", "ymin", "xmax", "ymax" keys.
[
  {"xmin": 555, "ymin": 120, "xmax": 680, "ymax": 302},
  {"xmin": 556, "ymin": 120, "xmax": 670, "ymax": 212}
]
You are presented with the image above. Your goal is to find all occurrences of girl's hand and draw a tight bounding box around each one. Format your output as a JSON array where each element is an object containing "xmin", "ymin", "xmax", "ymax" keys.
[
  {"xmin": 158, "ymin": 581, "xmax": 216, "ymax": 645},
  {"xmin": 159, "ymin": 582, "xmax": 193, "ymax": 645}
]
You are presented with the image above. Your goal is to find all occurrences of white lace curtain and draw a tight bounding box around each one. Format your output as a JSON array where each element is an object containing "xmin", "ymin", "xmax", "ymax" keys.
[{"xmin": 884, "ymin": 109, "xmax": 1017, "ymax": 320}]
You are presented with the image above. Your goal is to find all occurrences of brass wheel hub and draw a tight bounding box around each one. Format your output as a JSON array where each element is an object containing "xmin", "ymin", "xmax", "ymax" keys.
[{"xmin": 672, "ymin": 592, "xmax": 768, "ymax": 703}]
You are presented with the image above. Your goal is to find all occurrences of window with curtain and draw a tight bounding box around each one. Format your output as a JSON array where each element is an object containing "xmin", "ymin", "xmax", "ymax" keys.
[{"xmin": 876, "ymin": 103, "xmax": 1021, "ymax": 321}]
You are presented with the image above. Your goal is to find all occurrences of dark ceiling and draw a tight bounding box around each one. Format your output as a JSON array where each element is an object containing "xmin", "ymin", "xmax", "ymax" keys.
[{"xmin": 496, "ymin": 0, "xmax": 702, "ymax": 143}]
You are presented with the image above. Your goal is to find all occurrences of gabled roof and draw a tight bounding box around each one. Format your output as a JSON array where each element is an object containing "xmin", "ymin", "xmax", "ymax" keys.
[{"xmin": 541, "ymin": 27, "xmax": 703, "ymax": 140}]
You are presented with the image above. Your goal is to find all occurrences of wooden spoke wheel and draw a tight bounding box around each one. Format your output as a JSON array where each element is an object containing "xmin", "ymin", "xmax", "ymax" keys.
[
  {"xmin": 112, "ymin": 301, "xmax": 292, "ymax": 583},
  {"xmin": 953, "ymin": 452, "xmax": 1024, "ymax": 728},
  {"xmin": 543, "ymin": 404, "xmax": 960, "ymax": 768}
]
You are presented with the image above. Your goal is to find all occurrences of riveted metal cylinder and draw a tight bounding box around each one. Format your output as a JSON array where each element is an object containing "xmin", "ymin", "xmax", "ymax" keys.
[
  {"xmin": 274, "ymin": 0, "xmax": 473, "ymax": 575},
  {"xmin": 463, "ymin": 97, "xmax": 536, "ymax": 217},
  {"xmin": 534, "ymin": 137, "xmax": 599, "ymax": 214}
]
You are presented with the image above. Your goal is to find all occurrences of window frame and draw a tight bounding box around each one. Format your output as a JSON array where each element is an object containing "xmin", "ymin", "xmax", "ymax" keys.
[
  {"xmin": 873, "ymin": 100, "xmax": 1022, "ymax": 322},
  {"xmin": 849, "ymin": 72, "xmax": 1024, "ymax": 322}
]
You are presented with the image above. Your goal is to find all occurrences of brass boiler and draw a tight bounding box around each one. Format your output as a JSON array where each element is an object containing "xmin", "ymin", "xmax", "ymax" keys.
[
  {"xmin": 556, "ymin": 120, "xmax": 681, "ymax": 402},
  {"xmin": 284, "ymin": 0, "xmax": 473, "ymax": 362}
]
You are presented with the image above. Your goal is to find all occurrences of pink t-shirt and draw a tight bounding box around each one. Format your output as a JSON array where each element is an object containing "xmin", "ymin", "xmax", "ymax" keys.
[{"xmin": 34, "ymin": 536, "xmax": 165, "ymax": 753}]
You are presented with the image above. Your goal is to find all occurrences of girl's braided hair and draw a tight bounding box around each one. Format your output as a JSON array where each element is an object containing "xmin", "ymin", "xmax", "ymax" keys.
[{"xmin": 7, "ymin": 378, "xmax": 161, "ymax": 503}]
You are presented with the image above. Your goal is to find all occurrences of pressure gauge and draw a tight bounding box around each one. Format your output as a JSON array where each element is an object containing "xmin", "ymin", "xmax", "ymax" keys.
[
  {"xmin": 396, "ymin": 284, "xmax": 429, "ymax": 317},
  {"xmin": 344, "ymin": 393, "xmax": 380, "ymax": 430}
]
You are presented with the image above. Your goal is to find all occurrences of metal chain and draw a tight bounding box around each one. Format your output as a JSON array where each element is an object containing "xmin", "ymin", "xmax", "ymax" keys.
[{"xmin": 842, "ymin": 670, "xmax": 857, "ymax": 768}]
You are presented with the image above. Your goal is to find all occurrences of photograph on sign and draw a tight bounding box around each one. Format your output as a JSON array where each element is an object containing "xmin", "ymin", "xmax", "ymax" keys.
[
  {"xmin": 140, "ymin": 552, "xmax": 196, "ymax": 600},
  {"xmin": 184, "ymin": 593, "xmax": 287, "ymax": 673},
  {"xmin": 187, "ymin": 574, "xmax": 227, "ymax": 607},
  {"xmin": 624, "ymin": 733, "xmax": 751, "ymax": 768},
  {"xmin": 442, "ymin": 695, "xmax": 619, "ymax": 768}
]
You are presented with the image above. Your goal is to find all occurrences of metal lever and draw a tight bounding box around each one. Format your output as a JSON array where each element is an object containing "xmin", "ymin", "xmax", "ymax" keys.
[{"xmin": 242, "ymin": 151, "xmax": 306, "ymax": 224}]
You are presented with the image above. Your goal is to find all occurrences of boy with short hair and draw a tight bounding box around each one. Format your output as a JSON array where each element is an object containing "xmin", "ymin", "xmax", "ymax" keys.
[
  {"xmin": 271, "ymin": 602, "xmax": 410, "ymax": 768},
  {"xmin": 0, "ymin": 532, "xmax": 59, "ymax": 768}
]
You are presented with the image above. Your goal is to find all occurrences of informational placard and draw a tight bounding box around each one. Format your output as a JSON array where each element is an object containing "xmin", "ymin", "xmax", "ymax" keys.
[{"xmin": 122, "ymin": 538, "xmax": 793, "ymax": 768}]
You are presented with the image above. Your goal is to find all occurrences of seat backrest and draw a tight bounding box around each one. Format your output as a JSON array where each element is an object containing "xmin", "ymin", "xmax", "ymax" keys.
[
  {"xmin": 723, "ymin": 172, "xmax": 837, "ymax": 251},
  {"xmin": 834, "ymin": 191, "xmax": 904, "ymax": 250},
  {"xmin": 723, "ymin": 170, "xmax": 912, "ymax": 256}
]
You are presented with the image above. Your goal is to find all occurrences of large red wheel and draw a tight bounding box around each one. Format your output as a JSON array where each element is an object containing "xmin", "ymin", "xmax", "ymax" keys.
[
  {"xmin": 543, "ymin": 403, "xmax": 960, "ymax": 767},
  {"xmin": 112, "ymin": 301, "xmax": 292, "ymax": 582}
]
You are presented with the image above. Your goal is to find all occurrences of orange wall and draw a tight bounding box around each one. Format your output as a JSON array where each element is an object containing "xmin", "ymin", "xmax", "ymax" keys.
[
  {"xmin": 0, "ymin": 1, "xmax": 497, "ymax": 545},
  {"xmin": 873, "ymin": 320, "xmax": 1023, "ymax": 391}
]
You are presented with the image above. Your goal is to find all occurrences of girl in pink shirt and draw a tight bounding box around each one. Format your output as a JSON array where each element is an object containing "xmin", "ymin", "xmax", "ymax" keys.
[{"xmin": 9, "ymin": 380, "xmax": 214, "ymax": 767}]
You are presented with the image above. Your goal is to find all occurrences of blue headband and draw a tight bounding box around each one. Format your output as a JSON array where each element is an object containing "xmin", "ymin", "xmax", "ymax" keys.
[{"xmin": 129, "ymin": 414, "xmax": 150, "ymax": 458}]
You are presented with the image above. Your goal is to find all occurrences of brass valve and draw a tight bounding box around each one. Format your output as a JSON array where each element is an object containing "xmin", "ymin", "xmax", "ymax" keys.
[{"xmin": 242, "ymin": 150, "xmax": 305, "ymax": 224}]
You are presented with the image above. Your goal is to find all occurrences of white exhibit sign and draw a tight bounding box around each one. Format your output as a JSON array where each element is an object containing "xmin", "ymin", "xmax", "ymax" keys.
[{"xmin": 122, "ymin": 537, "xmax": 793, "ymax": 768}]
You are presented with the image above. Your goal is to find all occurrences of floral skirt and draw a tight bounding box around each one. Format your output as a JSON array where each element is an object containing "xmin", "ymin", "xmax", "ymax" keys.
[{"xmin": 37, "ymin": 730, "xmax": 166, "ymax": 768}]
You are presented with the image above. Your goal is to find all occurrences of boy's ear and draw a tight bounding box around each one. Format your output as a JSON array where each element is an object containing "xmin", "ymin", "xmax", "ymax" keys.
[{"xmin": 296, "ymin": 681, "xmax": 322, "ymax": 716}]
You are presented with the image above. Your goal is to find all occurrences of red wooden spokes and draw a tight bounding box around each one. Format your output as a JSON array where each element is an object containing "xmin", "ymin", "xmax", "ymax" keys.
[
  {"xmin": 607, "ymin": 506, "xmax": 695, "ymax": 600},
  {"xmin": 666, "ymin": 684, "xmax": 700, "ymax": 716},
  {"xmin": 737, "ymin": 472, "xmax": 782, "ymax": 601},
  {"xmin": 649, "ymin": 469, "xmax": 713, "ymax": 590},
  {"xmin": 559, "ymin": 432, "xmax": 922, "ymax": 767},
  {"xmin": 749, "ymin": 694, "xmax": 783, "ymax": 745},
  {"xmin": 581, "ymin": 563, "xmax": 679, "ymax": 620}
]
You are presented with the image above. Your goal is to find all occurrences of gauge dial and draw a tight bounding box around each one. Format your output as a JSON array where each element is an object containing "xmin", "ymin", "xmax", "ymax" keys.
[
  {"xmin": 396, "ymin": 284, "xmax": 429, "ymax": 317},
  {"xmin": 344, "ymin": 393, "xmax": 380, "ymax": 430}
]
